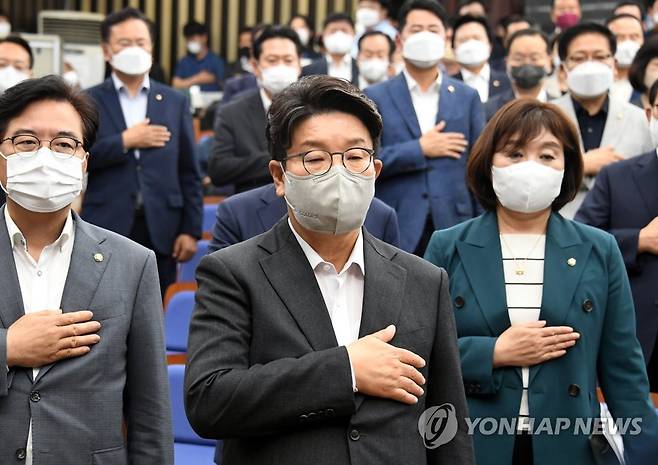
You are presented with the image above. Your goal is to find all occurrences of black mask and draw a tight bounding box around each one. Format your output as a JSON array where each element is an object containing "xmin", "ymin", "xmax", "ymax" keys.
[
  {"xmin": 510, "ymin": 65, "xmax": 546, "ymax": 90},
  {"xmin": 238, "ymin": 46, "xmax": 250, "ymax": 59}
]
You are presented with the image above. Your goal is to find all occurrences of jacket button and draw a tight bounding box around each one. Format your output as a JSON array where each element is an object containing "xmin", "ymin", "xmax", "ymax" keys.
[
  {"xmin": 454, "ymin": 296, "xmax": 465, "ymax": 308},
  {"xmin": 30, "ymin": 391, "xmax": 41, "ymax": 402},
  {"xmin": 568, "ymin": 384, "xmax": 581, "ymax": 397},
  {"xmin": 582, "ymin": 299, "xmax": 594, "ymax": 312},
  {"xmin": 15, "ymin": 448, "xmax": 26, "ymax": 460},
  {"xmin": 421, "ymin": 193, "xmax": 429, "ymax": 199},
  {"xmin": 349, "ymin": 429, "xmax": 360, "ymax": 441}
]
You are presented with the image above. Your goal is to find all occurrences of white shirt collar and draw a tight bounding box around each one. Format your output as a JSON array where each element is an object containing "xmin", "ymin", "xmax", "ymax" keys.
[
  {"xmin": 403, "ymin": 67, "xmax": 442, "ymax": 93},
  {"xmin": 288, "ymin": 218, "xmax": 365, "ymax": 276},
  {"xmin": 4, "ymin": 206, "xmax": 74, "ymax": 252},
  {"xmin": 461, "ymin": 62, "xmax": 490, "ymax": 83},
  {"xmin": 259, "ymin": 88, "xmax": 272, "ymax": 112},
  {"xmin": 326, "ymin": 53, "xmax": 352, "ymax": 67},
  {"xmin": 111, "ymin": 72, "xmax": 150, "ymax": 94}
]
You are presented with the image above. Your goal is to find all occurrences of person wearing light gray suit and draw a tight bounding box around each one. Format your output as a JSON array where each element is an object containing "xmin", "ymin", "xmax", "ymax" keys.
[{"xmin": 0, "ymin": 76, "xmax": 172, "ymax": 465}]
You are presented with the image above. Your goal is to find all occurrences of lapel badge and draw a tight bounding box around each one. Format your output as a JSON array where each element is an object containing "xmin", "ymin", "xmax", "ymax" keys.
[
  {"xmin": 447, "ymin": 85, "xmax": 455, "ymax": 93},
  {"xmin": 567, "ymin": 257, "xmax": 576, "ymax": 267},
  {"xmin": 155, "ymin": 93, "xmax": 163, "ymax": 101},
  {"xmin": 493, "ymin": 80, "xmax": 500, "ymax": 87},
  {"xmin": 616, "ymin": 112, "xmax": 623, "ymax": 120},
  {"xmin": 94, "ymin": 253, "xmax": 104, "ymax": 263}
]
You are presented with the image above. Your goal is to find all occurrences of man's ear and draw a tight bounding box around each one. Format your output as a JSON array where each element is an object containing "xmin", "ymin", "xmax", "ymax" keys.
[
  {"xmin": 269, "ymin": 160, "xmax": 285, "ymax": 198},
  {"xmin": 101, "ymin": 42, "xmax": 112, "ymax": 62},
  {"xmin": 374, "ymin": 158, "xmax": 383, "ymax": 180},
  {"xmin": 251, "ymin": 58, "xmax": 261, "ymax": 79}
]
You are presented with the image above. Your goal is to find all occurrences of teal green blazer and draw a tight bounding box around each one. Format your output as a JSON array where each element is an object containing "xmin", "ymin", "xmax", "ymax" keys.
[{"xmin": 424, "ymin": 212, "xmax": 658, "ymax": 465}]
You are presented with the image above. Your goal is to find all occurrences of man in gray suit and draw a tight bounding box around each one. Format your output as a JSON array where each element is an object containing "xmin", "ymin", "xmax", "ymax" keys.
[
  {"xmin": 185, "ymin": 75, "xmax": 474, "ymax": 465},
  {"xmin": 553, "ymin": 22, "xmax": 653, "ymax": 218},
  {"xmin": 0, "ymin": 76, "xmax": 172, "ymax": 464}
]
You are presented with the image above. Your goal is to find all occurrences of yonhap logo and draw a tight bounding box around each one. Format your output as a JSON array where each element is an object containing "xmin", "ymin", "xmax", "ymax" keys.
[{"xmin": 418, "ymin": 403, "xmax": 459, "ymax": 449}]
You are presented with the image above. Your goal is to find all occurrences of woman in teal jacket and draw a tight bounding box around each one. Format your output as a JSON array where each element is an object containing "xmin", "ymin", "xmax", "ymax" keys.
[{"xmin": 424, "ymin": 99, "xmax": 658, "ymax": 465}]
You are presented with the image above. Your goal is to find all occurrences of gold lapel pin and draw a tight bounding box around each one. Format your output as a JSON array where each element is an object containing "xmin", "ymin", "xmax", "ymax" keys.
[
  {"xmin": 567, "ymin": 257, "xmax": 576, "ymax": 267},
  {"xmin": 155, "ymin": 93, "xmax": 163, "ymax": 101},
  {"xmin": 447, "ymin": 85, "xmax": 455, "ymax": 93},
  {"xmin": 94, "ymin": 253, "xmax": 104, "ymax": 263},
  {"xmin": 493, "ymin": 80, "xmax": 500, "ymax": 87}
]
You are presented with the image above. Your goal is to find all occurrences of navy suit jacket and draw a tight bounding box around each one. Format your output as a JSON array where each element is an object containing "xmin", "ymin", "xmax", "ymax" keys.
[
  {"xmin": 301, "ymin": 57, "xmax": 360, "ymax": 86},
  {"xmin": 219, "ymin": 73, "xmax": 258, "ymax": 107},
  {"xmin": 575, "ymin": 151, "xmax": 658, "ymax": 361},
  {"xmin": 483, "ymin": 87, "xmax": 514, "ymax": 121},
  {"xmin": 83, "ymin": 78, "xmax": 203, "ymax": 255},
  {"xmin": 364, "ymin": 73, "xmax": 485, "ymax": 252},
  {"xmin": 208, "ymin": 183, "xmax": 400, "ymax": 253},
  {"xmin": 451, "ymin": 67, "xmax": 512, "ymax": 102}
]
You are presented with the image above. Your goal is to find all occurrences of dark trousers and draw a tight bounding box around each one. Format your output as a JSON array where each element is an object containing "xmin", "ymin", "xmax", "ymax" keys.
[
  {"xmin": 648, "ymin": 337, "xmax": 658, "ymax": 393},
  {"xmin": 413, "ymin": 215, "xmax": 435, "ymax": 257},
  {"xmin": 512, "ymin": 431, "xmax": 534, "ymax": 465},
  {"xmin": 129, "ymin": 211, "xmax": 177, "ymax": 297}
]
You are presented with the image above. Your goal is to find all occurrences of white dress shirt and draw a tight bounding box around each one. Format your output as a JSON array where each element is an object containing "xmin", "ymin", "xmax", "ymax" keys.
[
  {"xmin": 461, "ymin": 63, "xmax": 491, "ymax": 103},
  {"xmin": 112, "ymin": 72, "xmax": 150, "ymax": 159},
  {"xmin": 326, "ymin": 54, "xmax": 353, "ymax": 82},
  {"xmin": 5, "ymin": 207, "xmax": 75, "ymax": 465},
  {"xmin": 403, "ymin": 68, "xmax": 441, "ymax": 135},
  {"xmin": 259, "ymin": 88, "xmax": 272, "ymax": 113}
]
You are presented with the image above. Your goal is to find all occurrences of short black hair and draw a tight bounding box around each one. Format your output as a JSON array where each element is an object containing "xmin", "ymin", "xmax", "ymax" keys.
[
  {"xmin": 614, "ymin": 0, "xmax": 645, "ymax": 17},
  {"xmin": 505, "ymin": 28, "xmax": 550, "ymax": 55},
  {"xmin": 100, "ymin": 7, "xmax": 155, "ymax": 43},
  {"xmin": 629, "ymin": 35, "xmax": 658, "ymax": 93},
  {"xmin": 252, "ymin": 25, "xmax": 302, "ymax": 61},
  {"xmin": 451, "ymin": 14, "xmax": 494, "ymax": 48},
  {"xmin": 552, "ymin": 0, "xmax": 581, "ymax": 7},
  {"xmin": 183, "ymin": 20, "xmax": 207, "ymax": 38},
  {"xmin": 605, "ymin": 13, "xmax": 644, "ymax": 29},
  {"xmin": 0, "ymin": 35, "xmax": 34, "ymax": 69},
  {"xmin": 323, "ymin": 12, "xmax": 355, "ymax": 31},
  {"xmin": 0, "ymin": 75, "xmax": 99, "ymax": 151},
  {"xmin": 289, "ymin": 14, "xmax": 316, "ymax": 32},
  {"xmin": 501, "ymin": 14, "xmax": 537, "ymax": 32},
  {"xmin": 398, "ymin": 0, "xmax": 448, "ymax": 31},
  {"xmin": 649, "ymin": 78, "xmax": 658, "ymax": 105},
  {"xmin": 239, "ymin": 26, "xmax": 253, "ymax": 36},
  {"xmin": 357, "ymin": 30, "xmax": 395, "ymax": 58},
  {"xmin": 267, "ymin": 75, "xmax": 382, "ymax": 162},
  {"xmin": 360, "ymin": 0, "xmax": 392, "ymax": 9},
  {"xmin": 557, "ymin": 22, "xmax": 616, "ymax": 61},
  {"xmin": 457, "ymin": 0, "xmax": 487, "ymax": 12}
]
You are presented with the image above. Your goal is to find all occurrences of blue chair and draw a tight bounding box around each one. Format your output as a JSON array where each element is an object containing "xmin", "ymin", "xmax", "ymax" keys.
[
  {"xmin": 178, "ymin": 239, "xmax": 209, "ymax": 283},
  {"xmin": 168, "ymin": 364, "xmax": 219, "ymax": 464},
  {"xmin": 165, "ymin": 291, "xmax": 195, "ymax": 353},
  {"xmin": 203, "ymin": 203, "xmax": 218, "ymax": 235}
]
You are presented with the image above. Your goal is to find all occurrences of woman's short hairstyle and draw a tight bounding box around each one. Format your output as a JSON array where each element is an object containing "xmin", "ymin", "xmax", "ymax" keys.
[
  {"xmin": 629, "ymin": 35, "xmax": 658, "ymax": 93},
  {"xmin": 467, "ymin": 99, "xmax": 584, "ymax": 212}
]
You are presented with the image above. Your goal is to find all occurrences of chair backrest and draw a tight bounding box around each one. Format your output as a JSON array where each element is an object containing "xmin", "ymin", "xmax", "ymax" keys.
[
  {"xmin": 165, "ymin": 291, "xmax": 196, "ymax": 353},
  {"xmin": 177, "ymin": 239, "xmax": 209, "ymax": 283},
  {"xmin": 168, "ymin": 364, "xmax": 216, "ymax": 446},
  {"xmin": 203, "ymin": 203, "xmax": 218, "ymax": 234}
]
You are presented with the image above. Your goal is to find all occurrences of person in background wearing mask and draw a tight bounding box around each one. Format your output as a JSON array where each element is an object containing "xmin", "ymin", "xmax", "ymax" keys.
[
  {"xmin": 425, "ymin": 98, "xmax": 658, "ymax": 465},
  {"xmin": 0, "ymin": 35, "xmax": 32, "ymax": 94},
  {"xmin": 302, "ymin": 13, "xmax": 359, "ymax": 86},
  {"xmin": 451, "ymin": 15, "xmax": 511, "ymax": 103},
  {"xmin": 220, "ymin": 24, "xmax": 268, "ymax": 106},
  {"xmin": 0, "ymin": 75, "xmax": 173, "ymax": 465},
  {"xmin": 357, "ymin": 30, "xmax": 395, "ymax": 89},
  {"xmin": 576, "ymin": 78, "xmax": 658, "ymax": 395},
  {"xmin": 289, "ymin": 14, "xmax": 320, "ymax": 66},
  {"xmin": 225, "ymin": 26, "xmax": 254, "ymax": 78},
  {"xmin": 484, "ymin": 29, "xmax": 553, "ymax": 121},
  {"xmin": 553, "ymin": 22, "xmax": 652, "ymax": 218},
  {"xmin": 501, "ymin": 15, "xmax": 535, "ymax": 42},
  {"xmin": 457, "ymin": 0, "xmax": 486, "ymax": 17},
  {"xmin": 83, "ymin": 7, "xmax": 202, "ymax": 296},
  {"xmin": 185, "ymin": 75, "xmax": 475, "ymax": 465},
  {"xmin": 0, "ymin": 10, "xmax": 11, "ymax": 39},
  {"xmin": 172, "ymin": 20, "xmax": 225, "ymax": 92},
  {"xmin": 550, "ymin": 0, "xmax": 581, "ymax": 36},
  {"xmin": 352, "ymin": 0, "xmax": 398, "ymax": 57},
  {"xmin": 629, "ymin": 35, "xmax": 658, "ymax": 108},
  {"xmin": 607, "ymin": 14, "xmax": 644, "ymax": 105},
  {"xmin": 645, "ymin": 0, "xmax": 658, "ymax": 33},
  {"xmin": 364, "ymin": 0, "xmax": 484, "ymax": 254},
  {"xmin": 208, "ymin": 26, "xmax": 302, "ymax": 194}
]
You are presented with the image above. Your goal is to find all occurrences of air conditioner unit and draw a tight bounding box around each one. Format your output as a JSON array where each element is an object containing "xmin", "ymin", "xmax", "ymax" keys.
[
  {"xmin": 38, "ymin": 10, "xmax": 105, "ymax": 88},
  {"xmin": 20, "ymin": 33, "xmax": 62, "ymax": 77}
]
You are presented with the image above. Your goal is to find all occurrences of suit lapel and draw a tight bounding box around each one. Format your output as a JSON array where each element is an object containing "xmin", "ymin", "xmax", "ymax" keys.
[
  {"xmin": 34, "ymin": 214, "xmax": 111, "ymax": 383},
  {"xmin": 436, "ymin": 78, "xmax": 460, "ymax": 124},
  {"xmin": 350, "ymin": 58, "xmax": 359, "ymax": 86},
  {"xmin": 632, "ymin": 154, "xmax": 658, "ymax": 218},
  {"xmin": 100, "ymin": 78, "xmax": 128, "ymax": 132},
  {"xmin": 388, "ymin": 74, "xmax": 421, "ymax": 138},
  {"xmin": 257, "ymin": 185, "xmax": 287, "ymax": 231},
  {"xmin": 258, "ymin": 220, "xmax": 338, "ymax": 351},
  {"xmin": 600, "ymin": 97, "xmax": 623, "ymax": 148},
  {"xmin": 146, "ymin": 81, "xmax": 167, "ymax": 126},
  {"xmin": 0, "ymin": 206, "xmax": 25, "ymax": 330},
  {"xmin": 558, "ymin": 95, "xmax": 584, "ymax": 151},
  {"xmin": 246, "ymin": 92, "xmax": 267, "ymax": 150},
  {"xmin": 528, "ymin": 213, "xmax": 591, "ymax": 385}
]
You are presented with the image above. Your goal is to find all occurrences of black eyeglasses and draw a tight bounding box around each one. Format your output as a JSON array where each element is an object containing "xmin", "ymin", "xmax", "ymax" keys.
[
  {"xmin": 285, "ymin": 147, "xmax": 375, "ymax": 176},
  {"xmin": 0, "ymin": 134, "xmax": 84, "ymax": 159}
]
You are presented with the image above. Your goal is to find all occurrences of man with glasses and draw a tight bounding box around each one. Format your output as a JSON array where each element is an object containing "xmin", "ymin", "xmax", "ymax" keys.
[
  {"xmin": 553, "ymin": 22, "xmax": 653, "ymax": 217},
  {"xmin": 185, "ymin": 75, "xmax": 474, "ymax": 465},
  {"xmin": 0, "ymin": 75, "xmax": 172, "ymax": 464}
]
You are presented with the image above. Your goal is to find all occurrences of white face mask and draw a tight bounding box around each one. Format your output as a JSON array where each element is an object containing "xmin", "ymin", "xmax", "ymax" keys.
[
  {"xmin": 650, "ymin": 116, "xmax": 658, "ymax": 147},
  {"xmin": 0, "ymin": 66, "xmax": 29, "ymax": 93},
  {"xmin": 455, "ymin": 39, "xmax": 491, "ymax": 66},
  {"xmin": 324, "ymin": 31, "xmax": 354, "ymax": 55},
  {"xmin": 402, "ymin": 31, "xmax": 445, "ymax": 69},
  {"xmin": 0, "ymin": 21, "xmax": 10, "ymax": 39},
  {"xmin": 359, "ymin": 58, "xmax": 389, "ymax": 83},
  {"xmin": 0, "ymin": 147, "xmax": 84, "ymax": 213},
  {"xmin": 492, "ymin": 161, "xmax": 564, "ymax": 214},
  {"xmin": 283, "ymin": 164, "xmax": 375, "ymax": 235},
  {"xmin": 62, "ymin": 70, "xmax": 80, "ymax": 87},
  {"xmin": 615, "ymin": 40, "xmax": 641, "ymax": 68},
  {"xmin": 356, "ymin": 8, "xmax": 380, "ymax": 28},
  {"xmin": 187, "ymin": 40, "xmax": 202, "ymax": 55},
  {"xmin": 566, "ymin": 61, "xmax": 613, "ymax": 98},
  {"xmin": 110, "ymin": 46, "xmax": 152, "ymax": 76},
  {"xmin": 295, "ymin": 28, "xmax": 311, "ymax": 47},
  {"xmin": 260, "ymin": 64, "xmax": 299, "ymax": 95}
]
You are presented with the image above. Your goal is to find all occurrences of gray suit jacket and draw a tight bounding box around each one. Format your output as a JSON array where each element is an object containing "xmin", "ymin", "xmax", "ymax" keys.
[
  {"xmin": 551, "ymin": 94, "xmax": 653, "ymax": 218},
  {"xmin": 185, "ymin": 218, "xmax": 474, "ymax": 465},
  {"xmin": 0, "ymin": 208, "xmax": 173, "ymax": 465}
]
